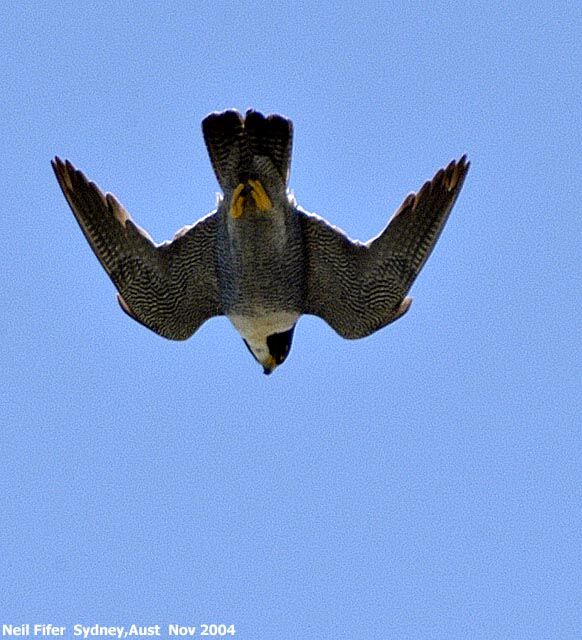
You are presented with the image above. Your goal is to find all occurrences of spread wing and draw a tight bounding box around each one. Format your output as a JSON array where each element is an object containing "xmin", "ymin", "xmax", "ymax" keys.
[
  {"xmin": 52, "ymin": 158, "xmax": 222, "ymax": 340},
  {"xmin": 300, "ymin": 156, "xmax": 470, "ymax": 339}
]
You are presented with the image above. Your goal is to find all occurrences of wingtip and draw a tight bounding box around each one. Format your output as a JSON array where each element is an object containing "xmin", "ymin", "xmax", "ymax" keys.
[
  {"xmin": 393, "ymin": 154, "xmax": 469, "ymax": 218},
  {"xmin": 457, "ymin": 154, "xmax": 470, "ymax": 173},
  {"xmin": 442, "ymin": 154, "xmax": 470, "ymax": 191},
  {"xmin": 51, "ymin": 156, "xmax": 76, "ymax": 191},
  {"xmin": 52, "ymin": 157, "xmax": 77, "ymax": 178},
  {"xmin": 51, "ymin": 155, "xmax": 68, "ymax": 175}
]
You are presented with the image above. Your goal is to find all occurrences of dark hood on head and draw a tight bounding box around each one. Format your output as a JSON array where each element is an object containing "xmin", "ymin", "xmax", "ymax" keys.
[
  {"xmin": 243, "ymin": 324, "xmax": 297, "ymax": 375},
  {"xmin": 266, "ymin": 325, "xmax": 296, "ymax": 369}
]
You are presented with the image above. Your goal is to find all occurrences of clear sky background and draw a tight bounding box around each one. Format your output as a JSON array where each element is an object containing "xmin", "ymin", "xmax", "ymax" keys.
[{"xmin": 1, "ymin": 1, "xmax": 580, "ymax": 638}]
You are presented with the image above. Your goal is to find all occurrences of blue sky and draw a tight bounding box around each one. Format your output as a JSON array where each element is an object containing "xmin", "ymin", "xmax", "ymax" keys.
[{"xmin": 1, "ymin": 1, "xmax": 580, "ymax": 638}]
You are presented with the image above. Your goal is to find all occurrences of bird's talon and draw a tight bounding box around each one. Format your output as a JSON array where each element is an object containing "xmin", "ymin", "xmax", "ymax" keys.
[
  {"xmin": 230, "ymin": 183, "xmax": 246, "ymax": 218},
  {"xmin": 248, "ymin": 179, "xmax": 272, "ymax": 210}
]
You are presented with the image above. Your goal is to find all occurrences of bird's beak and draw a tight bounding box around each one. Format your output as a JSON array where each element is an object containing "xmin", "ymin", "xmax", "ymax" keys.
[{"xmin": 262, "ymin": 355, "xmax": 277, "ymax": 375}]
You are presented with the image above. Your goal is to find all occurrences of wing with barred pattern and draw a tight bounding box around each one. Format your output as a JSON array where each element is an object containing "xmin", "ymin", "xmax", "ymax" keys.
[
  {"xmin": 52, "ymin": 158, "xmax": 222, "ymax": 340},
  {"xmin": 300, "ymin": 156, "xmax": 469, "ymax": 339}
]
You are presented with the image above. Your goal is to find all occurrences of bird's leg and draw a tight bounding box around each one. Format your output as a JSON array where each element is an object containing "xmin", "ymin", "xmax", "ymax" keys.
[
  {"xmin": 229, "ymin": 180, "xmax": 272, "ymax": 218},
  {"xmin": 229, "ymin": 183, "xmax": 246, "ymax": 219},
  {"xmin": 248, "ymin": 179, "xmax": 272, "ymax": 210}
]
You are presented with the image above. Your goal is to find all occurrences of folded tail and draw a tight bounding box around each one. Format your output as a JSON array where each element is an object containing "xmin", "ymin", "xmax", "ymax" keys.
[{"xmin": 202, "ymin": 109, "xmax": 293, "ymax": 191}]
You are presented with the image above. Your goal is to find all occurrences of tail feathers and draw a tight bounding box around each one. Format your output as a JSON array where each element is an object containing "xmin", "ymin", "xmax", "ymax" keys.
[
  {"xmin": 244, "ymin": 110, "xmax": 293, "ymax": 183},
  {"xmin": 202, "ymin": 110, "xmax": 247, "ymax": 191},
  {"xmin": 202, "ymin": 109, "xmax": 293, "ymax": 191}
]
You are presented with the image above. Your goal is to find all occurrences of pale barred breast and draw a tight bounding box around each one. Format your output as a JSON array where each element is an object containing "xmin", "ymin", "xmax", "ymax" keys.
[{"xmin": 228, "ymin": 311, "xmax": 299, "ymax": 345}]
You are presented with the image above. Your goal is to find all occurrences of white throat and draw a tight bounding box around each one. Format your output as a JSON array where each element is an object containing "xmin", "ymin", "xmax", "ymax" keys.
[{"xmin": 229, "ymin": 311, "xmax": 298, "ymax": 355}]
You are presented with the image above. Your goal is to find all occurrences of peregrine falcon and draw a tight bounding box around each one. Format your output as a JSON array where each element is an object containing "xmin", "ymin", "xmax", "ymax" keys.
[{"xmin": 52, "ymin": 109, "xmax": 469, "ymax": 374}]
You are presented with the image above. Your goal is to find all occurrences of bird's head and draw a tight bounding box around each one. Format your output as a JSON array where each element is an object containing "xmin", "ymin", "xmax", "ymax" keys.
[{"xmin": 243, "ymin": 326, "xmax": 296, "ymax": 375}]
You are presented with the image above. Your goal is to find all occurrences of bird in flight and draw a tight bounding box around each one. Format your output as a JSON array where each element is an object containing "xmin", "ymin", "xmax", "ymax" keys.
[{"xmin": 53, "ymin": 109, "xmax": 469, "ymax": 374}]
